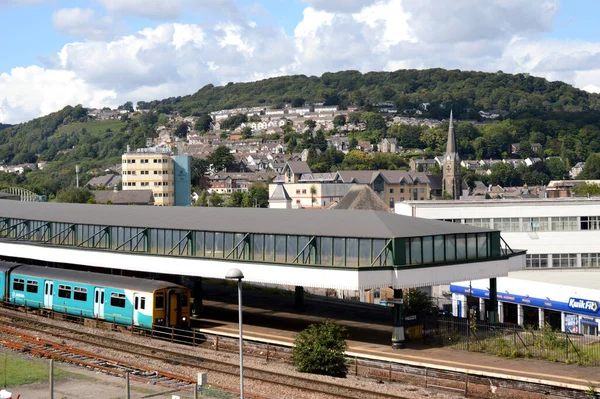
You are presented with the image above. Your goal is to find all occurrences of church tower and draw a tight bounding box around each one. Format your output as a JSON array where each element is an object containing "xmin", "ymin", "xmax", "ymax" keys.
[{"xmin": 442, "ymin": 111, "xmax": 462, "ymax": 199}]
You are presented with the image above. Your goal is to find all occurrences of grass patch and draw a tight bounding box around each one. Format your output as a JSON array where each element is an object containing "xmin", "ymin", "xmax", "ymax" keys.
[
  {"xmin": 0, "ymin": 354, "xmax": 76, "ymax": 388},
  {"xmin": 56, "ymin": 120, "xmax": 126, "ymax": 137}
]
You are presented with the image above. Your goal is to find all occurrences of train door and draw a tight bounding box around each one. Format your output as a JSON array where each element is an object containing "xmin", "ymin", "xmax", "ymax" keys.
[
  {"xmin": 94, "ymin": 288, "xmax": 105, "ymax": 319},
  {"xmin": 168, "ymin": 291, "xmax": 180, "ymax": 326},
  {"xmin": 43, "ymin": 281, "xmax": 53, "ymax": 309},
  {"xmin": 133, "ymin": 293, "xmax": 140, "ymax": 326}
]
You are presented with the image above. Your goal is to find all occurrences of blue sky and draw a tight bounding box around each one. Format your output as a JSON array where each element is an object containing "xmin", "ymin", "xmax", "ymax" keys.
[{"xmin": 1, "ymin": 0, "xmax": 600, "ymax": 123}]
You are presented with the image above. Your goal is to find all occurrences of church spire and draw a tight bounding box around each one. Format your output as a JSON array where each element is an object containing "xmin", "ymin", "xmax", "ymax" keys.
[{"xmin": 445, "ymin": 110, "xmax": 456, "ymax": 155}]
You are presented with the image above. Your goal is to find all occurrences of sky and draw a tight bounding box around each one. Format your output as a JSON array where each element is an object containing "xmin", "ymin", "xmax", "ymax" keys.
[{"xmin": 1, "ymin": 0, "xmax": 599, "ymax": 124}]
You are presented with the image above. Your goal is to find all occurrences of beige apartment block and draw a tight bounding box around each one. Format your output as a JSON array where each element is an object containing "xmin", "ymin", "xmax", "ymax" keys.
[{"xmin": 122, "ymin": 152, "xmax": 175, "ymax": 206}]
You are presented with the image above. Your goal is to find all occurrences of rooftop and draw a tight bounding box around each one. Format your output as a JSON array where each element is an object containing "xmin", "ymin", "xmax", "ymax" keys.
[
  {"xmin": 0, "ymin": 200, "xmax": 492, "ymax": 239},
  {"xmin": 508, "ymin": 269, "xmax": 600, "ymax": 291}
]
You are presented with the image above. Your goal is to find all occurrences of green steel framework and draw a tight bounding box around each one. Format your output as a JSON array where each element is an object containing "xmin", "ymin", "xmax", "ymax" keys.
[{"xmin": 0, "ymin": 217, "xmax": 504, "ymax": 268}]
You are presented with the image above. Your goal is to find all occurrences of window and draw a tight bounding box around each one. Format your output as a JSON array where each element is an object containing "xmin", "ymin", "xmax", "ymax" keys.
[
  {"xmin": 296, "ymin": 189, "xmax": 300, "ymax": 194},
  {"xmin": 524, "ymin": 217, "xmax": 549, "ymax": 231},
  {"xmin": 389, "ymin": 188, "xmax": 394, "ymax": 194},
  {"xmin": 551, "ymin": 217, "xmax": 578, "ymax": 231},
  {"xmin": 302, "ymin": 189, "xmax": 307, "ymax": 194},
  {"xmin": 526, "ymin": 254, "xmax": 548, "ymax": 268},
  {"xmin": 464, "ymin": 218, "xmax": 491, "ymax": 229},
  {"xmin": 26, "ymin": 280, "xmax": 38, "ymax": 293},
  {"xmin": 581, "ymin": 216, "xmax": 600, "ymax": 230},
  {"xmin": 58, "ymin": 285, "xmax": 72, "ymax": 299},
  {"xmin": 552, "ymin": 253, "xmax": 577, "ymax": 268},
  {"xmin": 155, "ymin": 294, "xmax": 164, "ymax": 309},
  {"xmin": 582, "ymin": 253, "xmax": 600, "ymax": 267},
  {"xmin": 400, "ymin": 188, "xmax": 404, "ymax": 193},
  {"xmin": 494, "ymin": 218, "xmax": 520, "ymax": 232},
  {"xmin": 110, "ymin": 292, "xmax": 126, "ymax": 308},
  {"xmin": 74, "ymin": 287, "xmax": 87, "ymax": 301},
  {"xmin": 13, "ymin": 278, "xmax": 24, "ymax": 291},
  {"xmin": 140, "ymin": 297, "xmax": 146, "ymax": 310},
  {"xmin": 389, "ymin": 198, "xmax": 395, "ymax": 208},
  {"xmin": 181, "ymin": 295, "xmax": 188, "ymax": 307},
  {"xmin": 420, "ymin": 188, "xmax": 425, "ymax": 193}
]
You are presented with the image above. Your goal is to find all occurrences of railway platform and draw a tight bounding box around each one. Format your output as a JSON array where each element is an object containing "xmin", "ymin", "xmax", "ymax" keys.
[{"xmin": 196, "ymin": 282, "xmax": 600, "ymax": 390}]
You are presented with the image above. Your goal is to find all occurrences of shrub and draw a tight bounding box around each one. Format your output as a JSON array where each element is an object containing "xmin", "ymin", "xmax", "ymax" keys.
[{"xmin": 292, "ymin": 319, "xmax": 348, "ymax": 378}]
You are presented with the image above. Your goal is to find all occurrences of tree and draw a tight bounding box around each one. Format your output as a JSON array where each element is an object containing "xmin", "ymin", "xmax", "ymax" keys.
[
  {"xmin": 545, "ymin": 158, "xmax": 568, "ymax": 180},
  {"xmin": 194, "ymin": 114, "xmax": 213, "ymax": 132},
  {"xmin": 174, "ymin": 122, "xmax": 189, "ymax": 138},
  {"xmin": 56, "ymin": 187, "xmax": 93, "ymax": 203},
  {"xmin": 579, "ymin": 153, "xmax": 600, "ymax": 180},
  {"xmin": 118, "ymin": 101, "xmax": 134, "ymax": 112},
  {"xmin": 291, "ymin": 97, "xmax": 305, "ymax": 108},
  {"xmin": 341, "ymin": 150, "xmax": 373, "ymax": 170},
  {"xmin": 247, "ymin": 185, "xmax": 269, "ymax": 208},
  {"xmin": 292, "ymin": 320, "xmax": 348, "ymax": 378},
  {"xmin": 489, "ymin": 162, "xmax": 521, "ymax": 187},
  {"xmin": 208, "ymin": 192, "xmax": 224, "ymax": 207},
  {"xmin": 573, "ymin": 183, "xmax": 600, "ymax": 196},
  {"xmin": 403, "ymin": 288, "xmax": 437, "ymax": 315},
  {"xmin": 191, "ymin": 157, "xmax": 210, "ymax": 188},
  {"xmin": 193, "ymin": 190, "xmax": 208, "ymax": 206},
  {"xmin": 304, "ymin": 119, "xmax": 317, "ymax": 131},
  {"xmin": 241, "ymin": 126, "xmax": 253, "ymax": 139},
  {"xmin": 310, "ymin": 185, "xmax": 317, "ymax": 206},
  {"xmin": 228, "ymin": 191, "xmax": 244, "ymax": 207},
  {"xmin": 208, "ymin": 146, "xmax": 236, "ymax": 171},
  {"xmin": 220, "ymin": 114, "xmax": 248, "ymax": 130},
  {"xmin": 333, "ymin": 115, "xmax": 346, "ymax": 127}
]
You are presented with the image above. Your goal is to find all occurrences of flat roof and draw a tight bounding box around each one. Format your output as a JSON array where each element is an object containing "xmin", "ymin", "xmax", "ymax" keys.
[
  {"xmin": 400, "ymin": 198, "xmax": 600, "ymax": 207},
  {"xmin": 508, "ymin": 269, "xmax": 600, "ymax": 291},
  {"xmin": 0, "ymin": 200, "xmax": 492, "ymax": 239}
]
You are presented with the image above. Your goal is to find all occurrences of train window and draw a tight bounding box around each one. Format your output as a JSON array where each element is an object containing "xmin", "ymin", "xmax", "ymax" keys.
[
  {"xmin": 155, "ymin": 294, "xmax": 164, "ymax": 309},
  {"xmin": 26, "ymin": 280, "xmax": 38, "ymax": 294},
  {"xmin": 140, "ymin": 297, "xmax": 146, "ymax": 310},
  {"xmin": 110, "ymin": 293, "xmax": 126, "ymax": 308},
  {"xmin": 58, "ymin": 285, "xmax": 72, "ymax": 299},
  {"xmin": 181, "ymin": 295, "xmax": 188, "ymax": 307},
  {"xmin": 12, "ymin": 279, "xmax": 24, "ymax": 291},
  {"xmin": 74, "ymin": 287, "xmax": 88, "ymax": 301}
]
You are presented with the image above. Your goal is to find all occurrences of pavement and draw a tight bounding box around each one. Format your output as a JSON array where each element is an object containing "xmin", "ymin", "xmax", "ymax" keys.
[{"xmin": 196, "ymin": 282, "xmax": 600, "ymax": 389}]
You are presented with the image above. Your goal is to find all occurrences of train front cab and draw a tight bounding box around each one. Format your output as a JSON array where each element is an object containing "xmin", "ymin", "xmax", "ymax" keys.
[{"xmin": 153, "ymin": 287, "xmax": 190, "ymax": 328}]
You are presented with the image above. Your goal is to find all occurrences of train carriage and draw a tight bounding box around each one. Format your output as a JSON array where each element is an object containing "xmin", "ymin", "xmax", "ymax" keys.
[
  {"xmin": 0, "ymin": 262, "xmax": 13, "ymax": 301},
  {"xmin": 5, "ymin": 264, "xmax": 190, "ymax": 329}
]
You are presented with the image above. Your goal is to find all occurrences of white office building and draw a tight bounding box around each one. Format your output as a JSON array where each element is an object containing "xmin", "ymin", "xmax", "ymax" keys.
[{"xmin": 395, "ymin": 198, "xmax": 600, "ymax": 334}]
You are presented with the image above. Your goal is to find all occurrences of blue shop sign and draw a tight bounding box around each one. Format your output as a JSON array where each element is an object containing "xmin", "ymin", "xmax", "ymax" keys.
[{"xmin": 568, "ymin": 298, "xmax": 599, "ymax": 315}]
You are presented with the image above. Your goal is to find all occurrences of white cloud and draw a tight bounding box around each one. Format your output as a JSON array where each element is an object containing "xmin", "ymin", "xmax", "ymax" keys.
[
  {"xmin": 300, "ymin": 0, "xmax": 372, "ymax": 13},
  {"xmin": 96, "ymin": 0, "xmax": 185, "ymax": 19},
  {"xmin": 52, "ymin": 8, "xmax": 122, "ymax": 41},
  {"xmin": 0, "ymin": 66, "xmax": 116, "ymax": 124}
]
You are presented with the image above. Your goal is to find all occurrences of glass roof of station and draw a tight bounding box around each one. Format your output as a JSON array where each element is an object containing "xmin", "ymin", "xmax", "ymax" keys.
[{"xmin": 0, "ymin": 202, "xmax": 516, "ymax": 269}]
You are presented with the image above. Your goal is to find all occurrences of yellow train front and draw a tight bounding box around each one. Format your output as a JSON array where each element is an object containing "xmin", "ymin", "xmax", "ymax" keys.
[{"xmin": 150, "ymin": 286, "xmax": 191, "ymax": 328}]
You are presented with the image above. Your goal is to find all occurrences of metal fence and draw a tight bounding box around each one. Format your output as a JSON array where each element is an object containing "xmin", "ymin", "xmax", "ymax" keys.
[{"xmin": 419, "ymin": 316, "xmax": 600, "ymax": 366}]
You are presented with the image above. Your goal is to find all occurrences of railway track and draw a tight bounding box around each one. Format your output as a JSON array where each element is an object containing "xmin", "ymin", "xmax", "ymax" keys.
[{"xmin": 0, "ymin": 309, "xmax": 412, "ymax": 399}]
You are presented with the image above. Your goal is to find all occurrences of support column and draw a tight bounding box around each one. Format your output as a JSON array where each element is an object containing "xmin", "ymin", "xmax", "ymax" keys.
[
  {"xmin": 391, "ymin": 289, "xmax": 406, "ymax": 349},
  {"xmin": 294, "ymin": 286, "xmax": 305, "ymax": 310},
  {"xmin": 461, "ymin": 297, "xmax": 467, "ymax": 319},
  {"xmin": 488, "ymin": 278, "xmax": 498, "ymax": 323},
  {"xmin": 192, "ymin": 277, "xmax": 203, "ymax": 316},
  {"xmin": 452, "ymin": 293, "xmax": 459, "ymax": 317},
  {"xmin": 561, "ymin": 312, "xmax": 566, "ymax": 332},
  {"xmin": 479, "ymin": 298, "xmax": 486, "ymax": 321},
  {"xmin": 498, "ymin": 302, "xmax": 504, "ymax": 324},
  {"xmin": 517, "ymin": 304, "xmax": 524, "ymax": 326},
  {"xmin": 538, "ymin": 308, "xmax": 545, "ymax": 329}
]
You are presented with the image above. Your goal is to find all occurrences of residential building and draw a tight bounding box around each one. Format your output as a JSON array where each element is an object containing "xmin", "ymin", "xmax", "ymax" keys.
[
  {"xmin": 379, "ymin": 138, "xmax": 397, "ymax": 153},
  {"xmin": 121, "ymin": 149, "xmax": 191, "ymax": 206},
  {"xmin": 571, "ymin": 162, "xmax": 586, "ymax": 179},
  {"xmin": 409, "ymin": 158, "xmax": 437, "ymax": 172},
  {"xmin": 336, "ymin": 170, "xmax": 432, "ymax": 207},
  {"xmin": 208, "ymin": 172, "xmax": 275, "ymax": 194}
]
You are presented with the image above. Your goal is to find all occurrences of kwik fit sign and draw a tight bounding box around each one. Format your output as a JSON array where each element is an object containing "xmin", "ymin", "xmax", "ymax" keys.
[{"xmin": 568, "ymin": 298, "xmax": 599, "ymax": 315}]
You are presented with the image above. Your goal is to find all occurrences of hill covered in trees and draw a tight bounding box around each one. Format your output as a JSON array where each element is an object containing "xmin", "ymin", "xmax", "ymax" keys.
[
  {"xmin": 3, "ymin": 68, "xmax": 600, "ymax": 198},
  {"xmin": 138, "ymin": 69, "xmax": 600, "ymax": 118}
]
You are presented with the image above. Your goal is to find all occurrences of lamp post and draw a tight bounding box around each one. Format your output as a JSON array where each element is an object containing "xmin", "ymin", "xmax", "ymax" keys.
[{"xmin": 226, "ymin": 268, "xmax": 244, "ymax": 399}]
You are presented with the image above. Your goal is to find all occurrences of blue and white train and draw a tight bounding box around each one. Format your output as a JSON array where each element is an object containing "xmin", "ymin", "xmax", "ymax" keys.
[{"xmin": 0, "ymin": 261, "xmax": 191, "ymax": 329}]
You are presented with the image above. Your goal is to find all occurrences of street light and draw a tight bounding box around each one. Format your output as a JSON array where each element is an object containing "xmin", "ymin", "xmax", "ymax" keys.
[{"xmin": 226, "ymin": 268, "xmax": 244, "ymax": 399}]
